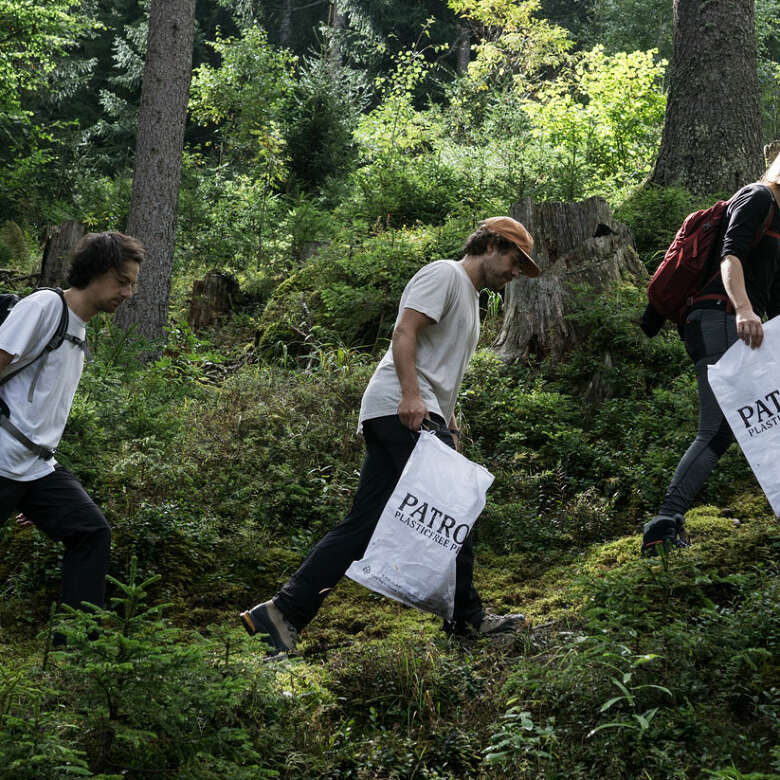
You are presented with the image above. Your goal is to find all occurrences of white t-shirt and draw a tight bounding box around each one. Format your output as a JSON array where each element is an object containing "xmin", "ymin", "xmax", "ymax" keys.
[
  {"xmin": 0, "ymin": 290, "xmax": 86, "ymax": 481},
  {"xmin": 359, "ymin": 260, "xmax": 480, "ymax": 429}
]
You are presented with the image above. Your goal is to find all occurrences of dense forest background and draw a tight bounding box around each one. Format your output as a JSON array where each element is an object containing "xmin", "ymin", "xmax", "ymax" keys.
[{"xmin": 1, "ymin": 1, "xmax": 780, "ymax": 778}]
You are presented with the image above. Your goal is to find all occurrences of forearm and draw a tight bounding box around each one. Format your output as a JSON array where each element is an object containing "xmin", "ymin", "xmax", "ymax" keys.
[
  {"xmin": 721, "ymin": 255, "xmax": 753, "ymax": 313},
  {"xmin": 392, "ymin": 308, "xmax": 434, "ymax": 429},
  {"xmin": 721, "ymin": 255, "xmax": 763, "ymax": 347},
  {"xmin": 0, "ymin": 349, "xmax": 13, "ymax": 374},
  {"xmin": 392, "ymin": 328, "xmax": 422, "ymax": 402}
]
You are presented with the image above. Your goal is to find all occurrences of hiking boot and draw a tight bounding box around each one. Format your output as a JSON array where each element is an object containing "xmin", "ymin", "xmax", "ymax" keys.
[
  {"xmin": 239, "ymin": 600, "xmax": 298, "ymax": 655},
  {"xmin": 445, "ymin": 611, "xmax": 530, "ymax": 637},
  {"xmin": 673, "ymin": 515, "xmax": 691, "ymax": 549},
  {"xmin": 477, "ymin": 611, "xmax": 531, "ymax": 635},
  {"xmin": 641, "ymin": 513, "xmax": 690, "ymax": 557}
]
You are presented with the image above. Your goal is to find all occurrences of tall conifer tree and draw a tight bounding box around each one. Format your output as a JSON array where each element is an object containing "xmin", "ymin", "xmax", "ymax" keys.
[
  {"xmin": 651, "ymin": 0, "xmax": 763, "ymax": 194},
  {"xmin": 115, "ymin": 0, "xmax": 196, "ymax": 343}
]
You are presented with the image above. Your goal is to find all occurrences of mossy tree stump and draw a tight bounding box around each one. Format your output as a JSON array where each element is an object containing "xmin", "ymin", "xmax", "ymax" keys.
[
  {"xmin": 495, "ymin": 196, "xmax": 645, "ymax": 363},
  {"xmin": 188, "ymin": 270, "xmax": 238, "ymax": 330}
]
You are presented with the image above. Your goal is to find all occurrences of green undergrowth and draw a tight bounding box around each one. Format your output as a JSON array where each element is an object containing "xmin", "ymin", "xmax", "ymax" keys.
[
  {"xmin": 1, "ymin": 275, "xmax": 779, "ymax": 775},
  {"xmin": 1, "ymin": 512, "xmax": 777, "ymax": 778}
]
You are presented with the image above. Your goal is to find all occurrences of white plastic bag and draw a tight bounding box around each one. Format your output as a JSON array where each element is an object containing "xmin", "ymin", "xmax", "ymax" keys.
[
  {"xmin": 346, "ymin": 431, "xmax": 494, "ymax": 620},
  {"xmin": 708, "ymin": 314, "xmax": 780, "ymax": 515}
]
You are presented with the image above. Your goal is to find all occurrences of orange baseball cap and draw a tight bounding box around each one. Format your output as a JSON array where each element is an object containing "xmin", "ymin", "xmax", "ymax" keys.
[{"xmin": 479, "ymin": 216, "xmax": 540, "ymax": 278}]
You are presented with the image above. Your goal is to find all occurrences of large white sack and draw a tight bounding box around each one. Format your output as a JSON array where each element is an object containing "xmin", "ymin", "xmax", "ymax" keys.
[
  {"xmin": 346, "ymin": 431, "xmax": 494, "ymax": 620},
  {"xmin": 708, "ymin": 314, "xmax": 780, "ymax": 515}
]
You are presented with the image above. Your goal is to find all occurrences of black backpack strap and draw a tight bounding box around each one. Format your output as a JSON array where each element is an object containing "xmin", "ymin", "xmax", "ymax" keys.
[
  {"xmin": 63, "ymin": 332, "xmax": 92, "ymax": 362},
  {"xmin": 0, "ymin": 288, "xmax": 71, "ymax": 389},
  {"xmin": 46, "ymin": 288, "xmax": 91, "ymax": 362},
  {"xmin": 0, "ymin": 398, "xmax": 56, "ymax": 460},
  {"xmin": 0, "ymin": 415, "xmax": 56, "ymax": 460},
  {"xmin": 40, "ymin": 287, "xmax": 69, "ymax": 351}
]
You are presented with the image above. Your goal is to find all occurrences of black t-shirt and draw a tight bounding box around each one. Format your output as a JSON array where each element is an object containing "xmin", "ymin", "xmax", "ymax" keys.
[{"xmin": 698, "ymin": 183, "xmax": 780, "ymax": 317}]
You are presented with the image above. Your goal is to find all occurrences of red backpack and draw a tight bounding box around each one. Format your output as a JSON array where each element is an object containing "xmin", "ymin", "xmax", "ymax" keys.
[{"xmin": 646, "ymin": 198, "xmax": 779, "ymax": 330}]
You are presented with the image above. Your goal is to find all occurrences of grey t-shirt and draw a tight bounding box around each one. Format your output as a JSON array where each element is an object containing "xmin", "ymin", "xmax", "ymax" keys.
[{"xmin": 358, "ymin": 259, "xmax": 480, "ymax": 429}]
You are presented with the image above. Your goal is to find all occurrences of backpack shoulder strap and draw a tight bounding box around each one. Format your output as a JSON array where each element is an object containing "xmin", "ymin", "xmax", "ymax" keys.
[
  {"xmin": 38, "ymin": 287, "xmax": 69, "ymax": 351},
  {"xmin": 0, "ymin": 288, "xmax": 70, "ymax": 388},
  {"xmin": 752, "ymin": 185, "xmax": 780, "ymax": 245},
  {"xmin": 761, "ymin": 202, "xmax": 780, "ymax": 242}
]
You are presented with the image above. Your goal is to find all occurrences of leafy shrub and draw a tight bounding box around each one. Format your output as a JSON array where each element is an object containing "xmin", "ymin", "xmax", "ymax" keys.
[
  {"xmin": 457, "ymin": 284, "xmax": 756, "ymax": 529},
  {"xmin": 50, "ymin": 559, "xmax": 291, "ymax": 776},
  {"xmin": 256, "ymin": 223, "xmax": 471, "ymax": 356},
  {"xmin": 0, "ymin": 661, "xmax": 98, "ymax": 779},
  {"xmin": 324, "ymin": 636, "xmax": 484, "ymax": 777},
  {"xmin": 0, "ymin": 221, "xmax": 29, "ymax": 268},
  {"xmin": 340, "ymin": 155, "xmax": 472, "ymax": 227}
]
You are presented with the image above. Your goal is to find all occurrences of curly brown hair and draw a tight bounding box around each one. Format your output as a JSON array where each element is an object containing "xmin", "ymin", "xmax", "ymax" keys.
[
  {"xmin": 67, "ymin": 232, "xmax": 145, "ymax": 289},
  {"xmin": 461, "ymin": 226, "xmax": 519, "ymax": 258}
]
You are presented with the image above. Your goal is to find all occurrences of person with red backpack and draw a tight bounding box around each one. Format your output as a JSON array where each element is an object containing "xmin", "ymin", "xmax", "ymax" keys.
[
  {"xmin": 641, "ymin": 154, "xmax": 780, "ymax": 555},
  {"xmin": 0, "ymin": 232, "xmax": 144, "ymax": 623}
]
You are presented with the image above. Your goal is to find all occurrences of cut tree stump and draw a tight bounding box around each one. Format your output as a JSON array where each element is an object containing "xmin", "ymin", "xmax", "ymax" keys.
[
  {"xmin": 494, "ymin": 196, "xmax": 645, "ymax": 362},
  {"xmin": 188, "ymin": 270, "xmax": 238, "ymax": 330},
  {"xmin": 40, "ymin": 221, "xmax": 86, "ymax": 288}
]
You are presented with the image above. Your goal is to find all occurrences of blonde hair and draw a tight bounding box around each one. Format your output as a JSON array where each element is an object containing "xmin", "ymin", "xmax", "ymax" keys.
[{"xmin": 762, "ymin": 151, "xmax": 780, "ymax": 186}]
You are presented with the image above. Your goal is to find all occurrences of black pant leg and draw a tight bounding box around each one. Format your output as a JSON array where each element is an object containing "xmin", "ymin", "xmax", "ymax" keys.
[
  {"xmin": 659, "ymin": 310, "xmax": 737, "ymax": 517},
  {"xmin": 452, "ymin": 532, "xmax": 483, "ymax": 628},
  {"xmin": 274, "ymin": 416, "xmax": 415, "ymax": 629},
  {"xmin": 0, "ymin": 477, "xmax": 28, "ymax": 522},
  {"xmin": 17, "ymin": 466, "xmax": 111, "ymax": 610},
  {"xmin": 274, "ymin": 415, "xmax": 483, "ymax": 631}
]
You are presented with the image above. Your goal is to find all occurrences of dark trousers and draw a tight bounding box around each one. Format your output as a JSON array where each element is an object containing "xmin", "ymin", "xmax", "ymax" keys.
[
  {"xmin": 274, "ymin": 414, "xmax": 484, "ymax": 631},
  {"xmin": 659, "ymin": 308, "xmax": 737, "ymax": 516},
  {"xmin": 0, "ymin": 465, "xmax": 111, "ymax": 610}
]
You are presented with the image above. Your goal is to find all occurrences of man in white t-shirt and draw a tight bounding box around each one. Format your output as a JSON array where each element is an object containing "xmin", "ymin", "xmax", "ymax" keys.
[
  {"xmin": 240, "ymin": 217, "xmax": 541, "ymax": 656},
  {"xmin": 0, "ymin": 232, "xmax": 144, "ymax": 622}
]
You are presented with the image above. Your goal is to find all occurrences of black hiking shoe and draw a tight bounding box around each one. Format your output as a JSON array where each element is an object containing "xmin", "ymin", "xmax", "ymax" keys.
[
  {"xmin": 641, "ymin": 514, "xmax": 690, "ymax": 557},
  {"xmin": 239, "ymin": 600, "xmax": 298, "ymax": 656},
  {"xmin": 444, "ymin": 611, "xmax": 531, "ymax": 637}
]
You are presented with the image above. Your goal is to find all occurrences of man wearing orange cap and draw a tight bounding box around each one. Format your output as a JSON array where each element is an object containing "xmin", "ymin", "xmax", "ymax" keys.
[{"xmin": 240, "ymin": 217, "xmax": 540, "ymax": 656}]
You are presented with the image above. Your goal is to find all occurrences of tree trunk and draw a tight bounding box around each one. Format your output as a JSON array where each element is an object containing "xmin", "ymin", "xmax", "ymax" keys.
[
  {"xmin": 114, "ymin": 0, "xmax": 196, "ymax": 343},
  {"xmin": 40, "ymin": 221, "xmax": 86, "ymax": 288},
  {"xmin": 651, "ymin": 0, "xmax": 763, "ymax": 195},
  {"xmin": 280, "ymin": 0, "xmax": 293, "ymax": 46},
  {"xmin": 327, "ymin": 1, "xmax": 346, "ymax": 65},
  {"xmin": 455, "ymin": 24, "xmax": 470, "ymax": 75},
  {"xmin": 495, "ymin": 197, "xmax": 645, "ymax": 362},
  {"xmin": 188, "ymin": 271, "xmax": 238, "ymax": 330}
]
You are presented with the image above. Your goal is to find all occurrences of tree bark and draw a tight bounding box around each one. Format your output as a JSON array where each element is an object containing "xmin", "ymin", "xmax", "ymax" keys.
[
  {"xmin": 327, "ymin": 1, "xmax": 346, "ymax": 65},
  {"xmin": 188, "ymin": 271, "xmax": 238, "ymax": 330},
  {"xmin": 280, "ymin": 0, "xmax": 293, "ymax": 46},
  {"xmin": 114, "ymin": 0, "xmax": 196, "ymax": 343},
  {"xmin": 651, "ymin": 0, "xmax": 763, "ymax": 195},
  {"xmin": 495, "ymin": 197, "xmax": 645, "ymax": 362},
  {"xmin": 40, "ymin": 221, "xmax": 86, "ymax": 288},
  {"xmin": 455, "ymin": 24, "xmax": 470, "ymax": 75}
]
